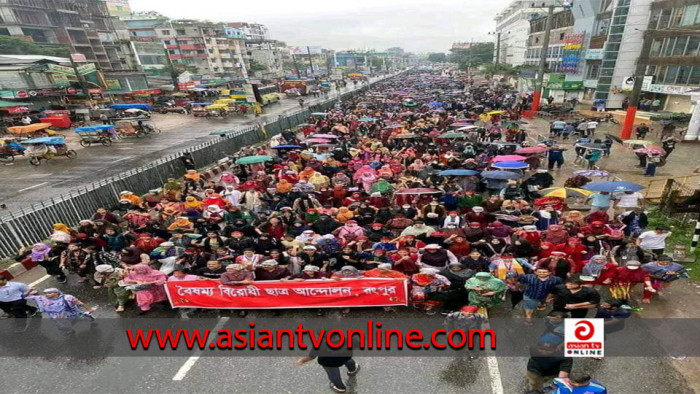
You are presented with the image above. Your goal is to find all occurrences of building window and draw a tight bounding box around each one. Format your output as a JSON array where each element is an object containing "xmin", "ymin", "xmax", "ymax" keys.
[
  {"xmin": 676, "ymin": 66, "xmax": 692, "ymax": 84},
  {"xmin": 176, "ymin": 29, "xmax": 186, "ymax": 35},
  {"xmin": 689, "ymin": 67, "xmax": 700, "ymax": 85},
  {"xmin": 686, "ymin": 36, "xmax": 700, "ymax": 56},
  {"xmin": 680, "ymin": 4, "xmax": 699, "ymax": 25},
  {"xmin": 664, "ymin": 66, "xmax": 679, "ymax": 84},
  {"xmin": 586, "ymin": 64, "xmax": 601, "ymax": 79},
  {"xmin": 669, "ymin": 7, "xmax": 685, "ymax": 27},
  {"xmin": 161, "ymin": 30, "xmax": 170, "ymax": 35},
  {"xmin": 560, "ymin": 32, "xmax": 565, "ymax": 40}
]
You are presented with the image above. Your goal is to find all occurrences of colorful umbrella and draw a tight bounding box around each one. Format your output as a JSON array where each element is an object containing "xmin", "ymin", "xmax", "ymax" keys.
[
  {"xmin": 306, "ymin": 138, "xmax": 332, "ymax": 144},
  {"xmin": 359, "ymin": 117, "xmax": 378, "ymax": 122},
  {"xmin": 271, "ymin": 145, "xmax": 302, "ymax": 149},
  {"xmin": 296, "ymin": 123, "xmax": 316, "ymax": 127},
  {"xmin": 634, "ymin": 147, "xmax": 665, "ymax": 155},
  {"xmin": 313, "ymin": 144, "xmax": 337, "ymax": 148},
  {"xmin": 515, "ymin": 146, "xmax": 549, "ymax": 154},
  {"xmin": 622, "ymin": 140, "xmax": 653, "ymax": 146},
  {"xmin": 538, "ymin": 187, "xmax": 593, "ymax": 199},
  {"xmin": 450, "ymin": 122, "xmax": 475, "ymax": 127},
  {"xmin": 573, "ymin": 170, "xmax": 609, "ymax": 177},
  {"xmin": 492, "ymin": 161, "xmax": 529, "ymax": 169},
  {"xmin": 438, "ymin": 132, "xmax": 469, "ymax": 139},
  {"xmin": 481, "ymin": 170, "xmax": 522, "ymax": 180},
  {"xmin": 456, "ymin": 126, "xmax": 479, "ymax": 131},
  {"xmin": 310, "ymin": 112, "xmax": 328, "ymax": 117},
  {"xmin": 493, "ymin": 155, "xmax": 527, "ymax": 162},
  {"xmin": 235, "ymin": 155, "xmax": 272, "ymax": 165},
  {"xmin": 438, "ymin": 169, "xmax": 480, "ymax": 176},
  {"xmin": 384, "ymin": 124, "xmax": 404, "ymax": 129},
  {"xmin": 310, "ymin": 134, "xmax": 340, "ymax": 139},
  {"xmin": 393, "ymin": 133, "xmax": 418, "ymax": 139},
  {"xmin": 582, "ymin": 181, "xmax": 645, "ymax": 192},
  {"xmin": 394, "ymin": 188, "xmax": 442, "ymax": 195}
]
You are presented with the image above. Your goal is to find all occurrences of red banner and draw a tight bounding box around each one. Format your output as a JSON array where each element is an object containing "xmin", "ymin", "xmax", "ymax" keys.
[{"xmin": 165, "ymin": 278, "xmax": 408, "ymax": 309}]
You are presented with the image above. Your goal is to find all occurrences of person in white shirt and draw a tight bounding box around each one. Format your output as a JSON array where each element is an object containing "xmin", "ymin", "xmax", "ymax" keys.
[
  {"xmin": 614, "ymin": 191, "xmax": 644, "ymax": 213},
  {"xmin": 637, "ymin": 227, "xmax": 672, "ymax": 257},
  {"xmin": 222, "ymin": 186, "xmax": 242, "ymax": 206},
  {"xmin": 586, "ymin": 120, "xmax": 598, "ymax": 137}
]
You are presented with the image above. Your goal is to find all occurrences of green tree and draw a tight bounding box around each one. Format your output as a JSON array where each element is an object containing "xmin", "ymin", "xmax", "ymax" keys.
[
  {"xmin": 427, "ymin": 52, "xmax": 447, "ymax": 62},
  {"xmin": 481, "ymin": 63, "xmax": 518, "ymax": 78},
  {"xmin": 249, "ymin": 60, "xmax": 267, "ymax": 71},
  {"xmin": 449, "ymin": 42, "xmax": 495, "ymax": 70},
  {"xmin": 0, "ymin": 36, "xmax": 70, "ymax": 57}
]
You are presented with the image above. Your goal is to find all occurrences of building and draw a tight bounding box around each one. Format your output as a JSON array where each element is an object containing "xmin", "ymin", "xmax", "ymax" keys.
[
  {"xmin": 247, "ymin": 41, "xmax": 285, "ymax": 80},
  {"xmin": 227, "ymin": 22, "xmax": 269, "ymax": 43},
  {"xmin": 525, "ymin": 10, "xmax": 574, "ymax": 73},
  {"xmin": 121, "ymin": 12, "xmax": 173, "ymax": 88},
  {"xmin": 0, "ymin": 0, "xmax": 147, "ymax": 93},
  {"xmin": 494, "ymin": 0, "xmax": 565, "ymax": 66},
  {"xmin": 593, "ymin": 0, "xmax": 654, "ymax": 109}
]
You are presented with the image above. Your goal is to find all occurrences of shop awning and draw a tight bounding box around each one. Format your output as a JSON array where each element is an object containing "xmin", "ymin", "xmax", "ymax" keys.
[{"xmin": 0, "ymin": 100, "xmax": 32, "ymax": 107}]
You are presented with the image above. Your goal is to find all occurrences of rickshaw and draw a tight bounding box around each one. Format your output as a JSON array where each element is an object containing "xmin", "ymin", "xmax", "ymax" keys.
[
  {"xmin": 114, "ymin": 117, "xmax": 161, "ymax": 138},
  {"xmin": 0, "ymin": 137, "xmax": 25, "ymax": 162},
  {"xmin": 191, "ymin": 103, "xmax": 212, "ymax": 117},
  {"xmin": 74, "ymin": 125, "xmax": 115, "ymax": 147},
  {"xmin": 39, "ymin": 110, "xmax": 72, "ymax": 129},
  {"xmin": 7, "ymin": 123, "xmax": 57, "ymax": 137},
  {"xmin": 204, "ymin": 104, "xmax": 229, "ymax": 118},
  {"xmin": 22, "ymin": 136, "xmax": 77, "ymax": 165}
]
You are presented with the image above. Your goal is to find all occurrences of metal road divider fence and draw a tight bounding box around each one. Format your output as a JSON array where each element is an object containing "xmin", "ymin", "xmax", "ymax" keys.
[{"xmin": 0, "ymin": 76, "xmax": 393, "ymax": 258}]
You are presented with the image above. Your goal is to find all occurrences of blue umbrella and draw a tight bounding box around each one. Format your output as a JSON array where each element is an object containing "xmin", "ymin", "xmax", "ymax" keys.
[
  {"xmin": 481, "ymin": 170, "xmax": 522, "ymax": 180},
  {"xmin": 271, "ymin": 145, "xmax": 302, "ymax": 149},
  {"xmin": 427, "ymin": 101, "xmax": 444, "ymax": 107},
  {"xmin": 438, "ymin": 169, "xmax": 480, "ymax": 176},
  {"xmin": 383, "ymin": 124, "xmax": 403, "ymax": 129},
  {"xmin": 582, "ymin": 181, "xmax": 645, "ymax": 192},
  {"xmin": 492, "ymin": 161, "xmax": 529, "ymax": 169},
  {"xmin": 573, "ymin": 170, "xmax": 609, "ymax": 177},
  {"xmin": 359, "ymin": 117, "xmax": 378, "ymax": 122}
]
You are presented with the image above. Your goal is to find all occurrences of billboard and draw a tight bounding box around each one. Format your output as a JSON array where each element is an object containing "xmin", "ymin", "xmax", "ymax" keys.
[{"xmin": 289, "ymin": 46, "xmax": 323, "ymax": 55}]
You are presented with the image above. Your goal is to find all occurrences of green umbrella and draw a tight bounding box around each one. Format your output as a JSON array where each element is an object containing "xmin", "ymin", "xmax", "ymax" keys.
[
  {"xmin": 370, "ymin": 179, "xmax": 394, "ymax": 195},
  {"xmin": 235, "ymin": 155, "xmax": 272, "ymax": 165},
  {"xmin": 438, "ymin": 132, "xmax": 469, "ymax": 139}
]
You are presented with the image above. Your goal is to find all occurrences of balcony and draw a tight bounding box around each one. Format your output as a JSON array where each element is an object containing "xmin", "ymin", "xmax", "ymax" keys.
[
  {"xmin": 178, "ymin": 44, "xmax": 205, "ymax": 50},
  {"xmin": 589, "ymin": 35, "xmax": 606, "ymax": 49},
  {"xmin": 165, "ymin": 44, "xmax": 178, "ymax": 49}
]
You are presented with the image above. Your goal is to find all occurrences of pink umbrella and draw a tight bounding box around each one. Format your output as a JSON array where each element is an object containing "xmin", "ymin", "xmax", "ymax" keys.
[
  {"xmin": 515, "ymin": 146, "xmax": 549, "ymax": 154},
  {"xmin": 310, "ymin": 134, "xmax": 340, "ymax": 139},
  {"xmin": 493, "ymin": 155, "xmax": 528, "ymax": 162},
  {"xmin": 450, "ymin": 122, "xmax": 476, "ymax": 127},
  {"xmin": 306, "ymin": 138, "xmax": 332, "ymax": 144},
  {"xmin": 634, "ymin": 147, "xmax": 665, "ymax": 155}
]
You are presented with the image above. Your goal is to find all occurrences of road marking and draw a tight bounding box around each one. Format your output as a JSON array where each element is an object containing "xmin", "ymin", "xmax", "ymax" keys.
[
  {"xmin": 28, "ymin": 274, "xmax": 51, "ymax": 288},
  {"xmin": 172, "ymin": 316, "xmax": 229, "ymax": 381},
  {"xmin": 17, "ymin": 182, "xmax": 49, "ymax": 192},
  {"xmin": 111, "ymin": 156, "xmax": 133, "ymax": 163},
  {"xmin": 481, "ymin": 309, "xmax": 504, "ymax": 394}
]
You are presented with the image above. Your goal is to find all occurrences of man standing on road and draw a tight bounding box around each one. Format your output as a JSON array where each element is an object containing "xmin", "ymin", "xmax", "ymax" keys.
[
  {"xmin": 0, "ymin": 277, "xmax": 37, "ymax": 318},
  {"xmin": 526, "ymin": 341, "xmax": 572, "ymax": 394},
  {"xmin": 587, "ymin": 191, "xmax": 612, "ymax": 213},
  {"xmin": 586, "ymin": 119, "xmax": 598, "ymax": 137},
  {"xmin": 519, "ymin": 267, "xmax": 563, "ymax": 326},
  {"xmin": 550, "ymin": 275, "xmax": 600, "ymax": 318},
  {"xmin": 637, "ymin": 227, "xmax": 672, "ymax": 257},
  {"xmin": 547, "ymin": 145, "xmax": 567, "ymax": 171},
  {"xmin": 297, "ymin": 344, "xmax": 360, "ymax": 393}
]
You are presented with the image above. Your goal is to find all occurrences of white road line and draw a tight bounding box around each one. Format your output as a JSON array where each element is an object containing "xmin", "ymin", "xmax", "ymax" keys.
[
  {"xmin": 481, "ymin": 309, "xmax": 505, "ymax": 394},
  {"xmin": 111, "ymin": 156, "xmax": 133, "ymax": 163},
  {"xmin": 28, "ymin": 274, "xmax": 51, "ymax": 288},
  {"xmin": 172, "ymin": 316, "xmax": 229, "ymax": 381},
  {"xmin": 17, "ymin": 182, "xmax": 49, "ymax": 192}
]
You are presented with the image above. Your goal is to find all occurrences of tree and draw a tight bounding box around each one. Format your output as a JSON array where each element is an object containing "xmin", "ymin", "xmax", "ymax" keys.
[
  {"xmin": 427, "ymin": 52, "xmax": 447, "ymax": 63},
  {"xmin": 448, "ymin": 42, "xmax": 495, "ymax": 71},
  {"xmin": 249, "ymin": 60, "xmax": 267, "ymax": 71},
  {"xmin": 0, "ymin": 36, "xmax": 70, "ymax": 57},
  {"xmin": 481, "ymin": 63, "xmax": 518, "ymax": 78}
]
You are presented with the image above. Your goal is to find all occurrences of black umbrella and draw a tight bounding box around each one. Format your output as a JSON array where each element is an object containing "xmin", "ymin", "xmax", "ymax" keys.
[{"xmin": 605, "ymin": 133, "xmax": 623, "ymax": 144}]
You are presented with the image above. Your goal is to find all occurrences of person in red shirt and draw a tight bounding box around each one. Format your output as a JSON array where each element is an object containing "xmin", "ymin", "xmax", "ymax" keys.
[
  {"xmin": 390, "ymin": 248, "xmax": 419, "ymax": 275},
  {"xmin": 538, "ymin": 251, "xmax": 575, "ymax": 281},
  {"xmin": 515, "ymin": 225, "xmax": 542, "ymax": 248},
  {"xmin": 611, "ymin": 260, "xmax": 654, "ymax": 303},
  {"xmin": 555, "ymin": 237, "xmax": 587, "ymax": 273},
  {"xmin": 444, "ymin": 234, "xmax": 471, "ymax": 258}
]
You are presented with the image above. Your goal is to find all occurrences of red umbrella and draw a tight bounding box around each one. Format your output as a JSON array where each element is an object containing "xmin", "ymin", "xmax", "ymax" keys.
[
  {"xmin": 394, "ymin": 188, "xmax": 442, "ymax": 195},
  {"xmin": 493, "ymin": 155, "xmax": 528, "ymax": 162},
  {"xmin": 515, "ymin": 146, "xmax": 549, "ymax": 154}
]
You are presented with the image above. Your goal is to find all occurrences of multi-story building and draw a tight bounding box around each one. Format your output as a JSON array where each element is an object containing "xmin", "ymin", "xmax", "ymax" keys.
[
  {"xmin": 494, "ymin": 0, "xmax": 564, "ymax": 66},
  {"xmin": 525, "ymin": 10, "xmax": 574, "ymax": 73},
  {"xmin": 227, "ymin": 22, "xmax": 269, "ymax": 43},
  {"xmin": 247, "ymin": 41, "xmax": 285, "ymax": 80},
  {"xmin": 0, "ymin": 0, "xmax": 147, "ymax": 93}
]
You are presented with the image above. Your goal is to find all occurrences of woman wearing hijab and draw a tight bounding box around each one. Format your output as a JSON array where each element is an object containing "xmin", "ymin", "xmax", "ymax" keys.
[
  {"xmin": 440, "ymin": 262, "xmax": 475, "ymax": 310},
  {"xmin": 465, "ymin": 272, "xmax": 507, "ymax": 308},
  {"xmin": 26, "ymin": 243, "xmax": 67, "ymax": 283},
  {"xmin": 581, "ymin": 255, "xmax": 616, "ymax": 287},
  {"xmin": 94, "ymin": 264, "xmax": 131, "ymax": 312},
  {"xmin": 410, "ymin": 267, "xmax": 451, "ymax": 315},
  {"xmin": 122, "ymin": 264, "xmax": 168, "ymax": 314},
  {"xmin": 27, "ymin": 288, "xmax": 94, "ymax": 332}
]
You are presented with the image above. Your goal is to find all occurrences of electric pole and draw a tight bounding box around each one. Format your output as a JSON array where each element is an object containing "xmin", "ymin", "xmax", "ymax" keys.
[
  {"xmin": 621, "ymin": 30, "xmax": 653, "ymax": 140},
  {"xmin": 495, "ymin": 32, "xmax": 501, "ymax": 64},
  {"xmin": 306, "ymin": 46, "xmax": 314, "ymax": 77},
  {"xmin": 532, "ymin": 5, "xmax": 554, "ymax": 113}
]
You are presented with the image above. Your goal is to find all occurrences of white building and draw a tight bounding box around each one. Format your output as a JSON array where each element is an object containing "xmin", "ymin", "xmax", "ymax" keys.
[{"xmin": 494, "ymin": 0, "xmax": 564, "ymax": 66}]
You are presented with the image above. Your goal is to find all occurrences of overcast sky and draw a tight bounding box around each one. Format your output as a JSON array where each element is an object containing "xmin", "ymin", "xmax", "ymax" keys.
[{"xmin": 128, "ymin": 0, "xmax": 511, "ymax": 53}]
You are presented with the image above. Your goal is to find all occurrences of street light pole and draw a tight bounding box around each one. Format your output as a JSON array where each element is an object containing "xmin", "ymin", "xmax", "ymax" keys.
[
  {"xmin": 495, "ymin": 32, "xmax": 501, "ymax": 65},
  {"xmin": 621, "ymin": 30, "xmax": 653, "ymax": 140},
  {"xmin": 532, "ymin": 5, "xmax": 554, "ymax": 114}
]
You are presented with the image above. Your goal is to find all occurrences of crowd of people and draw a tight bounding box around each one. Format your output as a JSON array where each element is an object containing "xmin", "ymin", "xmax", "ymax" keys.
[{"xmin": 2, "ymin": 69, "xmax": 686, "ymax": 393}]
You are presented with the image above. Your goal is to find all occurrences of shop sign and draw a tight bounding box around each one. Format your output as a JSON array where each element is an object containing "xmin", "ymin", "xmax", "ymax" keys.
[
  {"xmin": 585, "ymin": 49, "xmax": 604, "ymax": 60},
  {"xmin": 105, "ymin": 80, "xmax": 122, "ymax": 90},
  {"xmin": 47, "ymin": 64, "xmax": 75, "ymax": 75},
  {"xmin": 76, "ymin": 63, "xmax": 97, "ymax": 76},
  {"xmin": 584, "ymin": 79, "xmax": 598, "ymax": 88},
  {"xmin": 562, "ymin": 81, "xmax": 584, "ymax": 90},
  {"xmin": 645, "ymin": 84, "xmax": 695, "ymax": 96},
  {"xmin": 545, "ymin": 73, "xmax": 566, "ymax": 89}
]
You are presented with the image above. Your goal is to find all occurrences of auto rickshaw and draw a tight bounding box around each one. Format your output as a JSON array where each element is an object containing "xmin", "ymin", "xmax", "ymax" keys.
[
  {"xmin": 22, "ymin": 136, "xmax": 77, "ymax": 165},
  {"xmin": 7, "ymin": 123, "xmax": 57, "ymax": 137},
  {"xmin": 114, "ymin": 117, "xmax": 161, "ymax": 138},
  {"xmin": 204, "ymin": 104, "xmax": 228, "ymax": 118},
  {"xmin": 74, "ymin": 125, "xmax": 115, "ymax": 147},
  {"xmin": 191, "ymin": 103, "xmax": 212, "ymax": 117}
]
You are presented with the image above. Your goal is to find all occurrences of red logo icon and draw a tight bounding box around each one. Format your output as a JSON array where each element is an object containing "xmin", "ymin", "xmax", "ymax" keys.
[{"xmin": 574, "ymin": 320, "xmax": 594, "ymax": 340}]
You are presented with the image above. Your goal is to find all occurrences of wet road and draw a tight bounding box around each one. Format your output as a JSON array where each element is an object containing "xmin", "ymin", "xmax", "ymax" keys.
[
  {"xmin": 0, "ymin": 77, "xmax": 385, "ymax": 212},
  {"xmin": 1, "ymin": 268, "xmax": 693, "ymax": 394}
]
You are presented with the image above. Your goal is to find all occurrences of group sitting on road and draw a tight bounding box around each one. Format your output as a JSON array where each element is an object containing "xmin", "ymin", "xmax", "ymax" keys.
[{"xmin": 2, "ymin": 69, "xmax": 684, "ymax": 393}]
